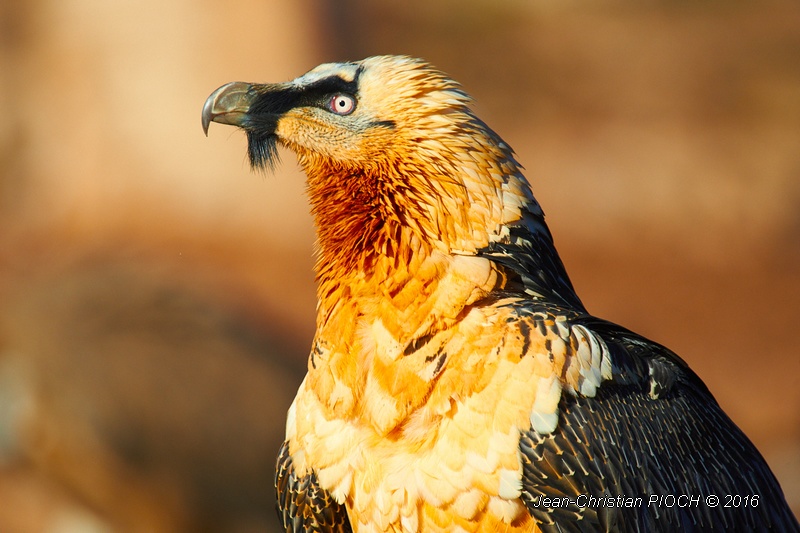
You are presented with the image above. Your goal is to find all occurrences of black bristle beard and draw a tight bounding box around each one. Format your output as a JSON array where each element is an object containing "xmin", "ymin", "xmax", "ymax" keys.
[{"xmin": 247, "ymin": 131, "xmax": 280, "ymax": 171}]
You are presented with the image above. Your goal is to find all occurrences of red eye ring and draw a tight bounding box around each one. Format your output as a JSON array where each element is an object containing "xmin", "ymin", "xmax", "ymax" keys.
[{"xmin": 328, "ymin": 94, "xmax": 356, "ymax": 115}]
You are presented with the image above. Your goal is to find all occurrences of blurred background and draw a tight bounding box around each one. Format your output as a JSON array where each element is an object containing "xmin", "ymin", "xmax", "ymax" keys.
[{"xmin": 0, "ymin": 0, "xmax": 798, "ymax": 531}]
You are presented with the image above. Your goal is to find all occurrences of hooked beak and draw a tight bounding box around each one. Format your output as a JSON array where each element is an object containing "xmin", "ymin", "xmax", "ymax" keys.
[
  {"xmin": 201, "ymin": 81, "xmax": 258, "ymax": 136},
  {"xmin": 202, "ymin": 80, "xmax": 287, "ymax": 169}
]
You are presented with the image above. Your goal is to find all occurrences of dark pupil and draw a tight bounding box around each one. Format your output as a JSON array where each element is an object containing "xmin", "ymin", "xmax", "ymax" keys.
[{"xmin": 337, "ymin": 99, "xmax": 345, "ymax": 108}]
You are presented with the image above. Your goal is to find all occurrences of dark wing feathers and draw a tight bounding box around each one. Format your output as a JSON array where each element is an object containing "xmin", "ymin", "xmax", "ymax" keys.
[
  {"xmin": 520, "ymin": 317, "xmax": 800, "ymax": 532},
  {"xmin": 275, "ymin": 441, "xmax": 353, "ymax": 533}
]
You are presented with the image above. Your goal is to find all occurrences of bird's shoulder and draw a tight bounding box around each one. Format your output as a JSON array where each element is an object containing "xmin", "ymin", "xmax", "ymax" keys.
[
  {"xmin": 485, "ymin": 296, "xmax": 699, "ymax": 404},
  {"xmin": 493, "ymin": 291, "xmax": 710, "ymax": 392}
]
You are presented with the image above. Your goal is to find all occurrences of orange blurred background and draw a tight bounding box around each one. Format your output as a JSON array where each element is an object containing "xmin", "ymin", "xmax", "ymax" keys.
[{"xmin": 0, "ymin": 1, "xmax": 798, "ymax": 531}]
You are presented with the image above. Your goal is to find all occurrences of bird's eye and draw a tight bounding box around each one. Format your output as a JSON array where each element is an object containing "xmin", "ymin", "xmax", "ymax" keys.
[{"xmin": 328, "ymin": 94, "xmax": 356, "ymax": 115}]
